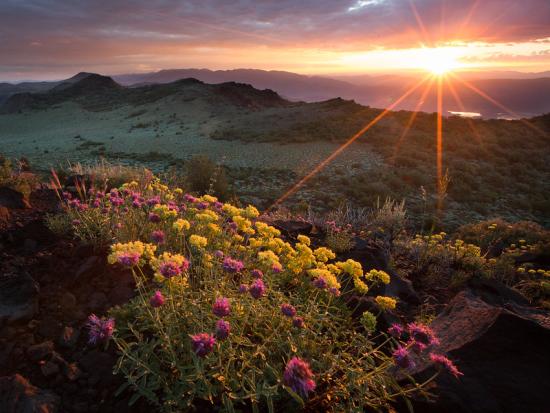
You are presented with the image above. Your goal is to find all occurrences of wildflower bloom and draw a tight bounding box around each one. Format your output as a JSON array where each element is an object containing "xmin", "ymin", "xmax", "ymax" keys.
[
  {"xmin": 86, "ymin": 314, "xmax": 115, "ymax": 345},
  {"xmin": 212, "ymin": 297, "xmax": 231, "ymax": 317},
  {"xmin": 313, "ymin": 277, "xmax": 328, "ymax": 289},
  {"xmin": 148, "ymin": 212, "xmax": 161, "ymax": 223},
  {"xmin": 249, "ymin": 278, "xmax": 266, "ymax": 299},
  {"xmin": 214, "ymin": 250, "xmax": 224, "ymax": 259},
  {"xmin": 429, "ymin": 353, "xmax": 463, "ymax": 377},
  {"xmin": 392, "ymin": 345, "xmax": 415, "ymax": 369},
  {"xmin": 190, "ymin": 333, "xmax": 216, "ymax": 357},
  {"xmin": 251, "ymin": 269, "xmax": 263, "ymax": 279},
  {"xmin": 238, "ymin": 284, "xmax": 249, "ymax": 293},
  {"xmin": 151, "ymin": 230, "xmax": 166, "ymax": 245},
  {"xmin": 283, "ymin": 357, "xmax": 316, "ymax": 398},
  {"xmin": 189, "ymin": 234, "xmax": 208, "ymax": 248},
  {"xmin": 173, "ymin": 218, "xmax": 191, "ymax": 232},
  {"xmin": 407, "ymin": 323, "xmax": 440, "ymax": 347},
  {"xmin": 150, "ymin": 291, "xmax": 165, "ymax": 308},
  {"xmin": 388, "ymin": 323, "xmax": 405, "ymax": 338},
  {"xmin": 222, "ymin": 257, "xmax": 244, "ymax": 273},
  {"xmin": 281, "ymin": 303, "xmax": 297, "ymax": 317},
  {"xmin": 293, "ymin": 316, "xmax": 305, "ymax": 328},
  {"xmin": 151, "ymin": 252, "xmax": 190, "ymax": 279},
  {"xmin": 215, "ymin": 319, "xmax": 231, "ymax": 340},
  {"xmin": 328, "ymin": 287, "xmax": 341, "ymax": 297},
  {"xmin": 375, "ymin": 296, "xmax": 397, "ymax": 311},
  {"xmin": 108, "ymin": 241, "xmax": 156, "ymax": 267}
]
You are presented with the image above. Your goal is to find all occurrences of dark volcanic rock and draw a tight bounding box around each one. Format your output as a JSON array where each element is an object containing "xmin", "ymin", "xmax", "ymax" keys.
[
  {"xmin": 0, "ymin": 272, "xmax": 39, "ymax": 323},
  {"xmin": 272, "ymin": 220, "xmax": 313, "ymax": 237},
  {"xmin": 0, "ymin": 186, "xmax": 31, "ymax": 209},
  {"xmin": 411, "ymin": 290, "xmax": 550, "ymax": 413},
  {"xmin": 0, "ymin": 374, "xmax": 60, "ymax": 413},
  {"xmin": 27, "ymin": 341, "xmax": 54, "ymax": 362},
  {"xmin": 0, "ymin": 205, "xmax": 10, "ymax": 226}
]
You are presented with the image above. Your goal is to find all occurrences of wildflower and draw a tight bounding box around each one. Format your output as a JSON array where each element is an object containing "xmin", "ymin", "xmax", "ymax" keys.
[
  {"xmin": 365, "ymin": 269, "xmax": 391, "ymax": 285},
  {"xmin": 392, "ymin": 345, "xmax": 415, "ymax": 370},
  {"xmin": 297, "ymin": 234, "xmax": 311, "ymax": 246},
  {"xmin": 72, "ymin": 219, "xmax": 81, "ymax": 226},
  {"xmin": 189, "ymin": 234, "xmax": 208, "ymax": 248},
  {"xmin": 108, "ymin": 241, "xmax": 156, "ymax": 267},
  {"xmin": 283, "ymin": 357, "xmax": 316, "ymax": 398},
  {"xmin": 222, "ymin": 257, "xmax": 244, "ymax": 273},
  {"xmin": 281, "ymin": 303, "xmax": 297, "ymax": 317},
  {"xmin": 292, "ymin": 316, "xmax": 305, "ymax": 328},
  {"xmin": 251, "ymin": 269, "xmax": 263, "ymax": 279},
  {"xmin": 407, "ymin": 322, "xmax": 440, "ymax": 347},
  {"xmin": 173, "ymin": 218, "xmax": 190, "ymax": 232},
  {"xmin": 151, "ymin": 230, "xmax": 166, "ymax": 245},
  {"xmin": 215, "ymin": 319, "xmax": 231, "ymax": 340},
  {"xmin": 190, "ymin": 333, "xmax": 216, "ymax": 357},
  {"xmin": 375, "ymin": 296, "xmax": 397, "ymax": 311},
  {"xmin": 388, "ymin": 323, "xmax": 404, "ymax": 338},
  {"xmin": 148, "ymin": 212, "xmax": 161, "ymax": 223},
  {"xmin": 360, "ymin": 311, "xmax": 377, "ymax": 333},
  {"xmin": 212, "ymin": 297, "xmax": 231, "ymax": 317},
  {"xmin": 214, "ymin": 250, "xmax": 224, "ymax": 259},
  {"xmin": 313, "ymin": 276, "xmax": 328, "ymax": 289},
  {"xmin": 86, "ymin": 314, "xmax": 115, "ymax": 345},
  {"xmin": 238, "ymin": 284, "xmax": 249, "ymax": 293},
  {"xmin": 249, "ymin": 278, "xmax": 266, "ymax": 299},
  {"xmin": 150, "ymin": 291, "xmax": 165, "ymax": 308},
  {"xmin": 313, "ymin": 247, "xmax": 336, "ymax": 263},
  {"xmin": 151, "ymin": 252, "xmax": 190, "ymax": 279},
  {"xmin": 272, "ymin": 263, "xmax": 283, "ymax": 273},
  {"xmin": 429, "ymin": 353, "xmax": 463, "ymax": 377}
]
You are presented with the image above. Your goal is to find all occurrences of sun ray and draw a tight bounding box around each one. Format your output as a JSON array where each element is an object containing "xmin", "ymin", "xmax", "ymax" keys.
[
  {"xmin": 436, "ymin": 75, "xmax": 444, "ymax": 210},
  {"xmin": 391, "ymin": 77, "xmax": 435, "ymax": 163},
  {"xmin": 445, "ymin": 76, "xmax": 483, "ymax": 145},
  {"xmin": 408, "ymin": 0, "xmax": 432, "ymax": 46},
  {"xmin": 450, "ymin": 73, "xmax": 547, "ymax": 137},
  {"xmin": 267, "ymin": 75, "xmax": 431, "ymax": 211}
]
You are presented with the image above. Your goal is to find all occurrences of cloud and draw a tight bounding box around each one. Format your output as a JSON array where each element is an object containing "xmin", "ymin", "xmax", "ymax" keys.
[{"xmin": 0, "ymin": 0, "xmax": 548, "ymax": 79}]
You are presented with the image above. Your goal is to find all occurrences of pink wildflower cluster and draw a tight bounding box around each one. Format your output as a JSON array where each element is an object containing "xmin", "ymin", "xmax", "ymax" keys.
[
  {"xmin": 222, "ymin": 257, "xmax": 244, "ymax": 273},
  {"xmin": 86, "ymin": 314, "xmax": 115, "ymax": 345},
  {"xmin": 283, "ymin": 357, "xmax": 316, "ymax": 398},
  {"xmin": 389, "ymin": 322, "xmax": 462, "ymax": 378}
]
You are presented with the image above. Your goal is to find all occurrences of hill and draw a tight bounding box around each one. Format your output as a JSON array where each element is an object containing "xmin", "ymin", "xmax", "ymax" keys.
[{"xmin": 0, "ymin": 73, "xmax": 549, "ymax": 228}]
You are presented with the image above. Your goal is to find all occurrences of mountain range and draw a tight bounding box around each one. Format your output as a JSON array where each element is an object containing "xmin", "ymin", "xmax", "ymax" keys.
[{"xmin": 1, "ymin": 69, "xmax": 549, "ymax": 118}]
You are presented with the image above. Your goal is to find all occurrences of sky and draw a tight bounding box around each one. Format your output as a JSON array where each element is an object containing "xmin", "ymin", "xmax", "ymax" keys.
[{"xmin": 1, "ymin": 0, "xmax": 549, "ymax": 81}]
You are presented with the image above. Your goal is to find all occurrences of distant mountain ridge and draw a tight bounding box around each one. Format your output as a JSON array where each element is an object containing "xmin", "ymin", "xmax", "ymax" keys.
[{"xmin": 1, "ymin": 69, "xmax": 550, "ymax": 118}]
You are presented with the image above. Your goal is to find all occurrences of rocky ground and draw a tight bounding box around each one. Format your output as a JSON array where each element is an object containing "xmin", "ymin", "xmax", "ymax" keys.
[{"xmin": 1, "ymin": 185, "xmax": 549, "ymax": 413}]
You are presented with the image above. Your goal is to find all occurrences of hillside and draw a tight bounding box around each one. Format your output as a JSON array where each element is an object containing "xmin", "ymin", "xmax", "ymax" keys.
[{"xmin": 0, "ymin": 74, "xmax": 549, "ymax": 228}]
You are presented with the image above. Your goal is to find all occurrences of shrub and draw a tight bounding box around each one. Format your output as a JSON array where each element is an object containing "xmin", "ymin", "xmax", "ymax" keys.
[
  {"xmin": 63, "ymin": 178, "xmax": 439, "ymax": 411},
  {"xmin": 185, "ymin": 155, "xmax": 230, "ymax": 200}
]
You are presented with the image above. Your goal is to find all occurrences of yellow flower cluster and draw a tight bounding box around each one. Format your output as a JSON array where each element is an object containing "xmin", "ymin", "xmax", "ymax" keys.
[
  {"xmin": 152, "ymin": 204, "xmax": 177, "ymax": 219},
  {"xmin": 189, "ymin": 234, "xmax": 208, "ymax": 248},
  {"xmin": 365, "ymin": 269, "xmax": 391, "ymax": 285},
  {"xmin": 375, "ymin": 296, "xmax": 397, "ymax": 311},
  {"xmin": 173, "ymin": 218, "xmax": 191, "ymax": 232},
  {"xmin": 107, "ymin": 241, "xmax": 157, "ymax": 266}
]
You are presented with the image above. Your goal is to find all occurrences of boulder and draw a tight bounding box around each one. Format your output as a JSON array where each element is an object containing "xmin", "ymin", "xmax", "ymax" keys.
[
  {"xmin": 272, "ymin": 220, "xmax": 313, "ymax": 237},
  {"xmin": 411, "ymin": 290, "xmax": 550, "ymax": 413},
  {"xmin": 0, "ymin": 206, "xmax": 10, "ymax": 226},
  {"xmin": 0, "ymin": 186, "xmax": 31, "ymax": 209},
  {"xmin": 0, "ymin": 272, "xmax": 39, "ymax": 324},
  {"xmin": 0, "ymin": 374, "xmax": 60, "ymax": 413}
]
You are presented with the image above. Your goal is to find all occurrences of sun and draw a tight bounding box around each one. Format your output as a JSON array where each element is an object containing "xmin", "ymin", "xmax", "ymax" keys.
[{"xmin": 417, "ymin": 47, "xmax": 462, "ymax": 75}]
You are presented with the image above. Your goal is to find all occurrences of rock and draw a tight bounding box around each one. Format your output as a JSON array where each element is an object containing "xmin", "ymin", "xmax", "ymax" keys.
[
  {"xmin": 41, "ymin": 361, "xmax": 60, "ymax": 377},
  {"xmin": 64, "ymin": 363, "xmax": 82, "ymax": 382},
  {"xmin": 60, "ymin": 292, "xmax": 77, "ymax": 312},
  {"xmin": 108, "ymin": 285, "xmax": 135, "ymax": 306},
  {"xmin": 468, "ymin": 277, "xmax": 530, "ymax": 307},
  {"xmin": 0, "ymin": 206, "xmax": 10, "ymax": 226},
  {"xmin": 29, "ymin": 188, "xmax": 61, "ymax": 212},
  {"xmin": 58, "ymin": 326, "xmax": 79, "ymax": 348},
  {"xmin": 15, "ymin": 219, "xmax": 57, "ymax": 247},
  {"xmin": 27, "ymin": 341, "xmax": 54, "ymax": 362},
  {"xmin": 80, "ymin": 350, "xmax": 116, "ymax": 387},
  {"xmin": 411, "ymin": 290, "xmax": 550, "ymax": 413},
  {"xmin": 87, "ymin": 292, "xmax": 108, "ymax": 312},
  {"xmin": 0, "ymin": 272, "xmax": 39, "ymax": 323},
  {"xmin": 38, "ymin": 317, "xmax": 62, "ymax": 339},
  {"xmin": 74, "ymin": 256, "xmax": 101, "ymax": 282},
  {"xmin": 272, "ymin": 220, "xmax": 313, "ymax": 237},
  {"xmin": 0, "ymin": 374, "xmax": 60, "ymax": 413},
  {"xmin": 0, "ymin": 186, "xmax": 31, "ymax": 209},
  {"xmin": 344, "ymin": 239, "xmax": 420, "ymax": 306}
]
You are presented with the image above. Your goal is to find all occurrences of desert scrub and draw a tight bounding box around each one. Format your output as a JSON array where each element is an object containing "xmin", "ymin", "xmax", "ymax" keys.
[{"xmin": 64, "ymin": 178, "xmax": 439, "ymax": 411}]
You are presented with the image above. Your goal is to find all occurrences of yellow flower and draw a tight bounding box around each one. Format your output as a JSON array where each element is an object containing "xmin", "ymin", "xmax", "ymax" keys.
[
  {"xmin": 189, "ymin": 234, "xmax": 208, "ymax": 248},
  {"xmin": 243, "ymin": 205, "xmax": 260, "ymax": 219},
  {"xmin": 337, "ymin": 259, "xmax": 363, "ymax": 278},
  {"xmin": 354, "ymin": 277, "xmax": 369, "ymax": 294},
  {"xmin": 297, "ymin": 234, "xmax": 311, "ymax": 246},
  {"xmin": 108, "ymin": 241, "xmax": 157, "ymax": 266},
  {"xmin": 174, "ymin": 188, "xmax": 183, "ymax": 195},
  {"xmin": 314, "ymin": 247, "xmax": 336, "ymax": 263},
  {"xmin": 201, "ymin": 194, "xmax": 218, "ymax": 203},
  {"xmin": 375, "ymin": 296, "xmax": 397, "ymax": 311},
  {"xmin": 173, "ymin": 219, "xmax": 191, "ymax": 232},
  {"xmin": 307, "ymin": 268, "xmax": 340, "ymax": 290},
  {"xmin": 365, "ymin": 269, "xmax": 391, "ymax": 285}
]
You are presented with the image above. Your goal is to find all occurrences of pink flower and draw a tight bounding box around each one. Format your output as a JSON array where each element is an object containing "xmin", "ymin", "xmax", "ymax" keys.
[
  {"xmin": 222, "ymin": 257, "xmax": 244, "ymax": 273},
  {"xmin": 251, "ymin": 269, "xmax": 263, "ymax": 279},
  {"xmin": 249, "ymin": 279, "xmax": 265, "ymax": 299},
  {"xmin": 281, "ymin": 303, "xmax": 297, "ymax": 317},
  {"xmin": 190, "ymin": 333, "xmax": 216, "ymax": 357},
  {"xmin": 429, "ymin": 353, "xmax": 463, "ymax": 378},
  {"xmin": 283, "ymin": 357, "xmax": 316, "ymax": 398},
  {"xmin": 393, "ymin": 345, "xmax": 415, "ymax": 370},
  {"xmin": 292, "ymin": 316, "xmax": 305, "ymax": 328},
  {"xmin": 150, "ymin": 291, "xmax": 165, "ymax": 308},
  {"xmin": 151, "ymin": 230, "xmax": 165, "ymax": 245},
  {"xmin": 388, "ymin": 323, "xmax": 404, "ymax": 338},
  {"xmin": 86, "ymin": 314, "xmax": 115, "ymax": 345},
  {"xmin": 117, "ymin": 252, "xmax": 140, "ymax": 267},
  {"xmin": 212, "ymin": 297, "xmax": 231, "ymax": 317},
  {"xmin": 215, "ymin": 319, "xmax": 230, "ymax": 340}
]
